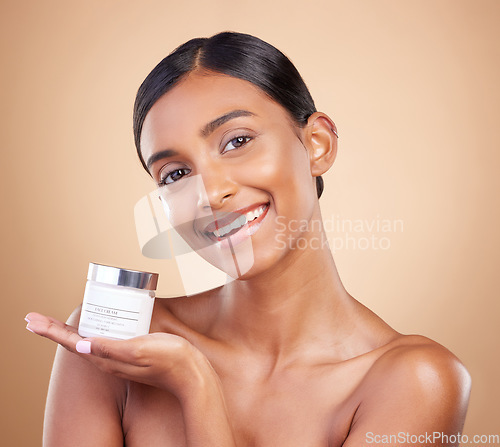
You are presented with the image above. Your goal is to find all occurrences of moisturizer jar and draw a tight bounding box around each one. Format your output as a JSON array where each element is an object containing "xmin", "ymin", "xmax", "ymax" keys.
[{"xmin": 78, "ymin": 263, "xmax": 159, "ymax": 340}]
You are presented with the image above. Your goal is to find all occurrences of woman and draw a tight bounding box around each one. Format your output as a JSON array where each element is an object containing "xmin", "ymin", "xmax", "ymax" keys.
[{"xmin": 26, "ymin": 31, "xmax": 471, "ymax": 446}]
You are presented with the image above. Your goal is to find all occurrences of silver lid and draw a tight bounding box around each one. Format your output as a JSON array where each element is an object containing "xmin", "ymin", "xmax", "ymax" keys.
[{"xmin": 87, "ymin": 262, "xmax": 158, "ymax": 290}]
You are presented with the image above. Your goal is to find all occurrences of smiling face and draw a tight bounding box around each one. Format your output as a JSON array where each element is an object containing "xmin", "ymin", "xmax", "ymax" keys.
[{"xmin": 140, "ymin": 71, "xmax": 323, "ymax": 279}]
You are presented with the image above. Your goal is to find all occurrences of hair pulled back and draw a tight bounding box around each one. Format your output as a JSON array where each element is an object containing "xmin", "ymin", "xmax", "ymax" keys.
[{"xmin": 133, "ymin": 31, "xmax": 324, "ymax": 198}]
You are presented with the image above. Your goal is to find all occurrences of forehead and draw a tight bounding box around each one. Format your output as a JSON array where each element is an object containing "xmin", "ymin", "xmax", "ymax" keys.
[{"xmin": 140, "ymin": 72, "xmax": 293, "ymax": 154}]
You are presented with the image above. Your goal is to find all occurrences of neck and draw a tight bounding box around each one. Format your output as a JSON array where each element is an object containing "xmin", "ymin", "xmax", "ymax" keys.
[{"xmin": 212, "ymin": 210, "xmax": 355, "ymax": 363}]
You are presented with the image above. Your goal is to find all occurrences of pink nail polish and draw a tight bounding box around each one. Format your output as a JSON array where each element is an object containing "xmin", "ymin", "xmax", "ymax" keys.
[
  {"xmin": 26, "ymin": 324, "xmax": 35, "ymax": 333},
  {"xmin": 24, "ymin": 317, "xmax": 30, "ymax": 323},
  {"xmin": 76, "ymin": 340, "xmax": 92, "ymax": 354}
]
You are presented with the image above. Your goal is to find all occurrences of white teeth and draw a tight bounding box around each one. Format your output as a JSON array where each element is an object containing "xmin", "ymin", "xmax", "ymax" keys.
[
  {"xmin": 244, "ymin": 204, "xmax": 266, "ymax": 223},
  {"xmin": 211, "ymin": 204, "xmax": 267, "ymax": 238},
  {"xmin": 237, "ymin": 215, "xmax": 246, "ymax": 227}
]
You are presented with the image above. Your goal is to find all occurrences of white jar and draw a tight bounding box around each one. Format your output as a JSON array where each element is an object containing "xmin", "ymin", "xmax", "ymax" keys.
[{"xmin": 78, "ymin": 263, "xmax": 158, "ymax": 340}]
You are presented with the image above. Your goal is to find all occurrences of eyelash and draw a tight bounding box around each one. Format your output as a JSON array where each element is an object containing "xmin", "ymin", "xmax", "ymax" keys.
[
  {"xmin": 222, "ymin": 134, "xmax": 252, "ymax": 153},
  {"xmin": 157, "ymin": 167, "xmax": 191, "ymax": 186},
  {"xmin": 157, "ymin": 134, "xmax": 253, "ymax": 186}
]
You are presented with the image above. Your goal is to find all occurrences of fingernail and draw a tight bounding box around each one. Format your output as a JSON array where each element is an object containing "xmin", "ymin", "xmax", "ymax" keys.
[
  {"xmin": 25, "ymin": 320, "xmax": 41, "ymax": 334},
  {"xmin": 76, "ymin": 340, "xmax": 91, "ymax": 354},
  {"xmin": 24, "ymin": 317, "xmax": 30, "ymax": 323}
]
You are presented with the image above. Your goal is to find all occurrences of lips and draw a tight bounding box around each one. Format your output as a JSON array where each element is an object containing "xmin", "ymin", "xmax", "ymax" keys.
[{"xmin": 202, "ymin": 202, "xmax": 270, "ymax": 238}]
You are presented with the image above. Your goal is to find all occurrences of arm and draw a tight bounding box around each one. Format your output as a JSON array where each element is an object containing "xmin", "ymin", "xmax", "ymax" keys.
[
  {"xmin": 342, "ymin": 341, "xmax": 471, "ymax": 447},
  {"xmin": 174, "ymin": 358, "xmax": 236, "ymax": 446},
  {"xmin": 42, "ymin": 306, "xmax": 125, "ymax": 446},
  {"xmin": 27, "ymin": 309, "xmax": 237, "ymax": 447}
]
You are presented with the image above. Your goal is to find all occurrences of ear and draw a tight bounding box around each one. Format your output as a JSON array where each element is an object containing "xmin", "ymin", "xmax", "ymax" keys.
[{"xmin": 303, "ymin": 112, "xmax": 338, "ymax": 177}]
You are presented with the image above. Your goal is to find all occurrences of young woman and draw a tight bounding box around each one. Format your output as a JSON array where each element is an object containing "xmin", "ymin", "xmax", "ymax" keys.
[{"xmin": 26, "ymin": 31, "xmax": 471, "ymax": 447}]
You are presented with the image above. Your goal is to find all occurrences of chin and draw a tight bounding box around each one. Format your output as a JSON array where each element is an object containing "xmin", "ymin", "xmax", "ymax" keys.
[{"xmin": 229, "ymin": 246, "xmax": 289, "ymax": 282}]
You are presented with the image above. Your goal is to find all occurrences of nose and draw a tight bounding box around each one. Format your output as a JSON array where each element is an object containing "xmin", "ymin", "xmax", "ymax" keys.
[{"xmin": 197, "ymin": 161, "xmax": 238, "ymax": 212}]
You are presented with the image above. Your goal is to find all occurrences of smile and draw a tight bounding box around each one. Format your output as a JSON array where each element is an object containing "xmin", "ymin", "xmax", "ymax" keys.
[{"xmin": 203, "ymin": 202, "xmax": 270, "ymax": 241}]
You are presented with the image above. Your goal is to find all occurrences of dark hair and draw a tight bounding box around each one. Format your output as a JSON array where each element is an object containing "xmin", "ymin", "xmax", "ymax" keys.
[{"xmin": 133, "ymin": 31, "xmax": 324, "ymax": 198}]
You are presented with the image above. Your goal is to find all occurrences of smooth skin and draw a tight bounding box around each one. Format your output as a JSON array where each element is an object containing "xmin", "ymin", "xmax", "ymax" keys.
[{"xmin": 27, "ymin": 72, "xmax": 471, "ymax": 447}]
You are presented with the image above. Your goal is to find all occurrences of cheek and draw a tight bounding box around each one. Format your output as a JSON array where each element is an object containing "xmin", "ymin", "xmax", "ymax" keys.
[
  {"xmin": 261, "ymin": 136, "xmax": 316, "ymax": 213},
  {"xmin": 233, "ymin": 134, "xmax": 313, "ymax": 199},
  {"xmin": 159, "ymin": 176, "xmax": 212, "ymax": 249},
  {"xmin": 161, "ymin": 187, "xmax": 197, "ymax": 227}
]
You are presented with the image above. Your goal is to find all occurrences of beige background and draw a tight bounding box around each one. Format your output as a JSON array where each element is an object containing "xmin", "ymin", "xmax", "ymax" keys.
[{"xmin": 1, "ymin": 0, "xmax": 499, "ymax": 444}]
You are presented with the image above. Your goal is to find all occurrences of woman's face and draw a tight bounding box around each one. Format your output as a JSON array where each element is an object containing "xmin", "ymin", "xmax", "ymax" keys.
[{"xmin": 140, "ymin": 72, "xmax": 320, "ymax": 279}]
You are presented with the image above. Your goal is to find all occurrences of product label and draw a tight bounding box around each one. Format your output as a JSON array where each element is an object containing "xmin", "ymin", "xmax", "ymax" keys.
[{"xmin": 79, "ymin": 283, "xmax": 148, "ymax": 339}]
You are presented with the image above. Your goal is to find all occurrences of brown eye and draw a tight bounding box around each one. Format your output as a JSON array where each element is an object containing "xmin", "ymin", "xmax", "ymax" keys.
[
  {"xmin": 223, "ymin": 135, "xmax": 251, "ymax": 153},
  {"xmin": 159, "ymin": 168, "xmax": 191, "ymax": 185}
]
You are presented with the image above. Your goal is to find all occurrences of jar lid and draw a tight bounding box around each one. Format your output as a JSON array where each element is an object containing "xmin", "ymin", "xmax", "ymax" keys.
[{"xmin": 87, "ymin": 262, "xmax": 158, "ymax": 290}]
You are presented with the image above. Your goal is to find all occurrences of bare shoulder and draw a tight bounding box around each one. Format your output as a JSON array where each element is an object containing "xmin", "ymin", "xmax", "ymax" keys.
[
  {"xmin": 366, "ymin": 334, "xmax": 471, "ymax": 392},
  {"xmin": 348, "ymin": 299, "xmax": 470, "ymax": 397},
  {"xmin": 338, "ymin": 334, "xmax": 472, "ymax": 447},
  {"xmin": 65, "ymin": 303, "xmax": 83, "ymax": 326},
  {"xmin": 351, "ymin": 334, "xmax": 471, "ymax": 434},
  {"xmin": 152, "ymin": 287, "xmax": 223, "ymax": 335}
]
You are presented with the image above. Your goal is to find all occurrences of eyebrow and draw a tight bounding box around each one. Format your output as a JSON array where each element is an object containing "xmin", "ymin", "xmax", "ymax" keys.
[
  {"xmin": 145, "ymin": 109, "xmax": 255, "ymax": 171},
  {"xmin": 146, "ymin": 149, "xmax": 179, "ymax": 171},
  {"xmin": 201, "ymin": 109, "xmax": 255, "ymax": 137}
]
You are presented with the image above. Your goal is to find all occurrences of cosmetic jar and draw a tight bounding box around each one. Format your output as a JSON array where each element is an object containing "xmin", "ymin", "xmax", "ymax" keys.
[{"xmin": 78, "ymin": 263, "xmax": 159, "ymax": 340}]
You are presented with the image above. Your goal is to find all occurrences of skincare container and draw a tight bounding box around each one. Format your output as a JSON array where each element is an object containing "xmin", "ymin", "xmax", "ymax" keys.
[{"xmin": 78, "ymin": 263, "xmax": 158, "ymax": 340}]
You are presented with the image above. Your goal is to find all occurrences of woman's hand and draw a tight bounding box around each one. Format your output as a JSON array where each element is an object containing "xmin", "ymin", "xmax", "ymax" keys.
[
  {"xmin": 25, "ymin": 311, "xmax": 214, "ymax": 400},
  {"xmin": 27, "ymin": 310, "xmax": 237, "ymax": 446}
]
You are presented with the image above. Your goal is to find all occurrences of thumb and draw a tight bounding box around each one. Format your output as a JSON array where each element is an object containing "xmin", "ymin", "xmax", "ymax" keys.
[{"xmin": 76, "ymin": 336, "xmax": 145, "ymax": 365}]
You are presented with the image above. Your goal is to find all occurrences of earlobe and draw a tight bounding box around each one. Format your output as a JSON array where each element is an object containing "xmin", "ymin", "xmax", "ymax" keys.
[{"xmin": 304, "ymin": 112, "xmax": 338, "ymax": 177}]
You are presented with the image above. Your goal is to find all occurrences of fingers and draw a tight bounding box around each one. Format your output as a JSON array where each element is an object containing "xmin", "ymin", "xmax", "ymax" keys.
[
  {"xmin": 74, "ymin": 336, "xmax": 164, "ymax": 385},
  {"xmin": 25, "ymin": 313, "xmax": 81, "ymax": 351},
  {"xmin": 76, "ymin": 338, "xmax": 154, "ymax": 381},
  {"xmin": 25, "ymin": 312, "xmax": 78, "ymax": 333},
  {"xmin": 84, "ymin": 333, "xmax": 188, "ymax": 367},
  {"xmin": 82, "ymin": 333, "xmax": 196, "ymax": 389},
  {"xmin": 24, "ymin": 311, "xmax": 155, "ymax": 367},
  {"xmin": 25, "ymin": 312, "xmax": 151, "ymax": 381},
  {"xmin": 25, "ymin": 313, "xmax": 200, "ymax": 390},
  {"xmin": 85, "ymin": 334, "xmax": 159, "ymax": 366}
]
